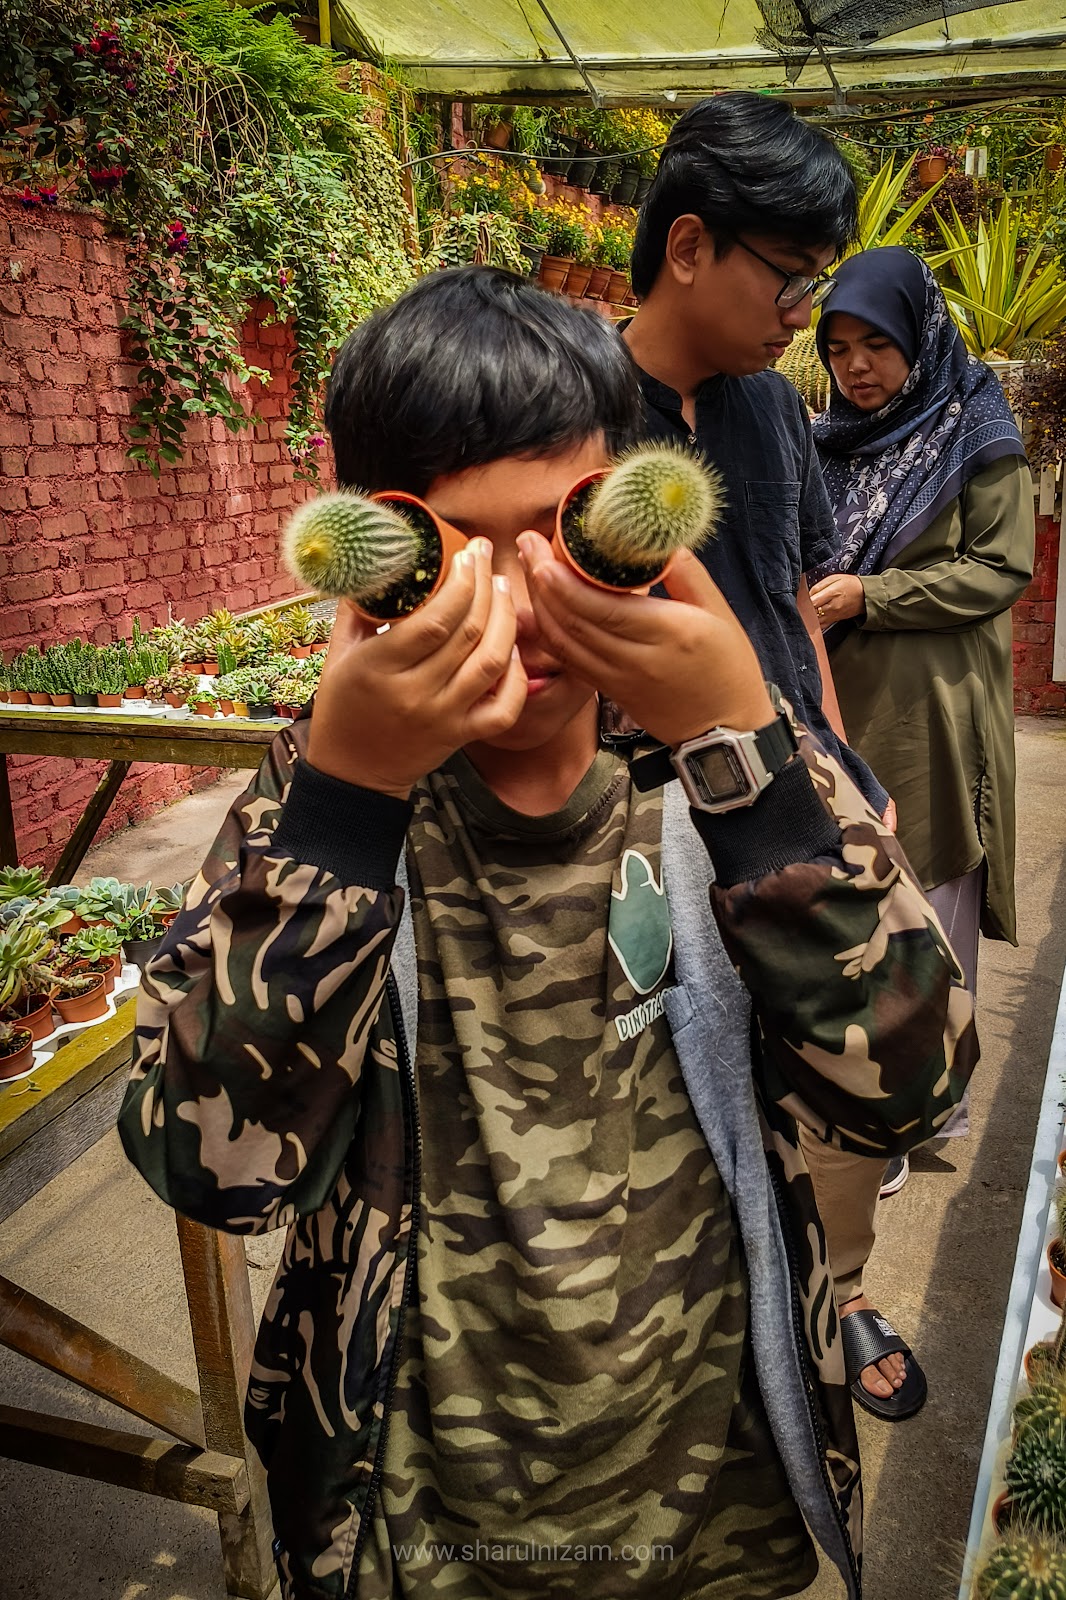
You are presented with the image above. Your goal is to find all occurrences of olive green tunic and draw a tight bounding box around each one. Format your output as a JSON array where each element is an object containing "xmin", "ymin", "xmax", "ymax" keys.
[{"xmin": 830, "ymin": 455, "xmax": 1034, "ymax": 944}]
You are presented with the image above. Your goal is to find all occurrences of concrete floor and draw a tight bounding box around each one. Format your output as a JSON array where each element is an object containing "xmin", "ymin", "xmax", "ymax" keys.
[{"xmin": 2, "ymin": 720, "xmax": 1066, "ymax": 1600}]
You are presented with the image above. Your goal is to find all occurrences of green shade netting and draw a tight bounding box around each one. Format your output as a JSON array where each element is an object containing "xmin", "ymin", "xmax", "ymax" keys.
[{"xmin": 329, "ymin": 0, "xmax": 1066, "ymax": 102}]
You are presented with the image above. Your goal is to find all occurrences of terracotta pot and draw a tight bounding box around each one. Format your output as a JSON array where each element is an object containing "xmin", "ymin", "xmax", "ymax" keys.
[
  {"xmin": 163, "ymin": 690, "xmax": 187, "ymax": 708},
  {"xmin": 192, "ymin": 701, "xmax": 216, "ymax": 717},
  {"xmin": 63, "ymin": 913, "xmax": 85, "ymax": 935},
  {"xmin": 74, "ymin": 956, "xmax": 118, "ymax": 995},
  {"xmin": 154, "ymin": 910, "xmax": 178, "ymax": 929},
  {"xmin": 1025, "ymin": 1340, "xmax": 1058, "ymax": 1383},
  {"xmin": 565, "ymin": 263, "xmax": 594, "ymax": 297},
  {"xmin": 1058, "ymin": 1148, "xmax": 1066, "ymax": 1178},
  {"xmin": 218, "ymin": 698, "xmax": 234, "ymax": 716},
  {"xmin": 49, "ymin": 692, "xmax": 73, "ymax": 707},
  {"xmin": 584, "ymin": 265, "xmax": 611, "ymax": 301},
  {"xmin": 201, "ymin": 660, "xmax": 218, "ymax": 676},
  {"xmin": 96, "ymin": 693, "xmax": 122, "ymax": 708},
  {"xmin": 606, "ymin": 270, "xmax": 630, "ymax": 305},
  {"xmin": 484, "ymin": 120, "xmax": 512, "ymax": 150},
  {"xmin": 13, "ymin": 993, "xmax": 55, "ymax": 1042},
  {"xmin": 124, "ymin": 685, "xmax": 146, "ymax": 699},
  {"xmin": 0, "ymin": 690, "xmax": 8, "ymax": 704},
  {"xmin": 28, "ymin": 692, "xmax": 50, "ymax": 706},
  {"xmin": 183, "ymin": 662, "xmax": 205, "ymax": 676},
  {"xmin": 0, "ymin": 1029, "xmax": 33, "ymax": 1080},
  {"xmin": 311, "ymin": 641, "xmax": 329, "ymax": 653},
  {"xmin": 355, "ymin": 491, "xmax": 469, "ymax": 626},
  {"xmin": 1047, "ymin": 145, "xmax": 1064, "ymax": 172},
  {"xmin": 553, "ymin": 469, "xmax": 669, "ymax": 594},
  {"xmin": 539, "ymin": 254, "xmax": 573, "ymax": 292},
  {"xmin": 916, "ymin": 155, "xmax": 948, "ymax": 187},
  {"xmin": 290, "ymin": 645, "xmax": 313, "ymax": 659},
  {"xmin": 1049, "ymin": 1239, "xmax": 1066, "ymax": 1308},
  {"xmin": 54, "ymin": 977, "xmax": 107, "ymax": 1024},
  {"xmin": 8, "ymin": 690, "xmax": 28, "ymax": 705},
  {"xmin": 991, "ymin": 1491, "xmax": 1013, "ymax": 1536}
]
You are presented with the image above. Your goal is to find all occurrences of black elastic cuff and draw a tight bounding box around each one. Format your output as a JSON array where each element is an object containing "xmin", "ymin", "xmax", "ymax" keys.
[
  {"xmin": 692, "ymin": 757, "xmax": 841, "ymax": 888},
  {"xmin": 272, "ymin": 760, "xmax": 412, "ymax": 889}
]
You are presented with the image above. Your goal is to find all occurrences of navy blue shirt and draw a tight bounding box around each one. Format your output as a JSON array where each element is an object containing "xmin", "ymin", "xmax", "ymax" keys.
[{"xmin": 635, "ymin": 363, "xmax": 888, "ymax": 812}]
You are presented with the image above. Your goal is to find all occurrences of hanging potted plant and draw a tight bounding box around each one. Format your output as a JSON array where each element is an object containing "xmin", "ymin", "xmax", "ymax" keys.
[
  {"xmin": 554, "ymin": 444, "xmax": 722, "ymax": 592},
  {"xmin": 0, "ymin": 1018, "xmax": 34, "ymax": 1081},
  {"xmin": 916, "ymin": 144, "xmax": 953, "ymax": 187}
]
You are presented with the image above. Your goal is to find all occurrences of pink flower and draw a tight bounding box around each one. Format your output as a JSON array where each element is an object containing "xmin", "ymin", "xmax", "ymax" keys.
[
  {"xmin": 19, "ymin": 189, "xmax": 38, "ymax": 209},
  {"xmin": 38, "ymin": 187, "xmax": 58, "ymax": 205},
  {"xmin": 278, "ymin": 269, "xmax": 289, "ymax": 288},
  {"xmin": 309, "ymin": 434, "xmax": 326, "ymax": 450}
]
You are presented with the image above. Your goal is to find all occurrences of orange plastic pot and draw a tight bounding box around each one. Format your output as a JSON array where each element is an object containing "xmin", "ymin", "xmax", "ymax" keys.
[
  {"xmin": 96, "ymin": 693, "xmax": 122, "ymax": 708},
  {"xmin": 551, "ymin": 469, "xmax": 671, "ymax": 594},
  {"xmin": 290, "ymin": 645, "xmax": 313, "ymax": 659},
  {"xmin": 124, "ymin": 685, "xmax": 146, "ymax": 700},
  {"xmin": 163, "ymin": 691, "xmax": 187, "ymax": 709},
  {"xmin": 348, "ymin": 491, "xmax": 469, "ymax": 625},
  {"xmin": 606, "ymin": 270, "xmax": 630, "ymax": 305},
  {"xmin": 311, "ymin": 641, "xmax": 329, "ymax": 654},
  {"xmin": 585, "ymin": 266, "xmax": 611, "ymax": 301},
  {"xmin": 13, "ymin": 993, "xmax": 55, "ymax": 1042},
  {"xmin": 8, "ymin": 691, "xmax": 28, "ymax": 705},
  {"xmin": 54, "ymin": 977, "xmax": 108, "ymax": 1025},
  {"xmin": 1049, "ymin": 1239, "xmax": 1066, "ymax": 1308},
  {"xmin": 50, "ymin": 693, "xmax": 73, "ymax": 707},
  {"xmin": 916, "ymin": 155, "xmax": 947, "ymax": 187},
  {"xmin": 28, "ymin": 692, "xmax": 50, "ymax": 706},
  {"xmin": 0, "ymin": 1028, "xmax": 34, "ymax": 1080}
]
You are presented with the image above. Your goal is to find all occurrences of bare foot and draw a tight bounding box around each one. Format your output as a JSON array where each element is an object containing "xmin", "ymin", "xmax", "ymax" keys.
[{"xmin": 840, "ymin": 1294, "xmax": 906, "ymax": 1399}]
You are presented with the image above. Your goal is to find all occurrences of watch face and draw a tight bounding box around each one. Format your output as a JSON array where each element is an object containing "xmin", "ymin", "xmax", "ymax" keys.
[{"xmin": 690, "ymin": 746, "xmax": 749, "ymax": 806}]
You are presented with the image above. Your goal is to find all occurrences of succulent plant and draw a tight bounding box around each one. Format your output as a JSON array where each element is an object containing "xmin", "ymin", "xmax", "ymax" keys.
[
  {"xmin": 585, "ymin": 445, "xmax": 722, "ymax": 566},
  {"xmin": 283, "ymin": 492, "xmax": 422, "ymax": 607},
  {"xmin": 66, "ymin": 925, "xmax": 122, "ymax": 963},
  {"xmin": 0, "ymin": 865, "xmax": 48, "ymax": 905},
  {"xmin": 1006, "ymin": 1420, "xmax": 1066, "ymax": 1534},
  {"xmin": 774, "ymin": 326, "xmax": 833, "ymax": 414},
  {"xmin": 560, "ymin": 444, "xmax": 723, "ymax": 589},
  {"xmin": 1015, "ymin": 1381, "xmax": 1066, "ymax": 1440},
  {"xmin": 975, "ymin": 1530, "xmax": 1066, "ymax": 1598}
]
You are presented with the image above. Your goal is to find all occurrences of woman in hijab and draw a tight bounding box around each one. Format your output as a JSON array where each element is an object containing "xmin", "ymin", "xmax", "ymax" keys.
[{"xmin": 802, "ymin": 246, "xmax": 1033, "ymax": 1422}]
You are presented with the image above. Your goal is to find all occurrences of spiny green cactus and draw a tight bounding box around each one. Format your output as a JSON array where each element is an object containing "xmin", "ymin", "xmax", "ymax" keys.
[
  {"xmin": 775, "ymin": 326, "xmax": 833, "ymax": 414},
  {"xmin": 1006, "ymin": 1420, "xmax": 1066, "ymax": 1535},
  {"xmin": 583, "ymin": 444, "xmax": 722, "ymax": 571},
  {"xmin": 283, "ymin": 492, "xmax": 421, "ymax": 605},
  {"xmin": 975, "ymin": 1531, "xmax": 1066, "ymax": 1599},
  {"xmin": 1015, "ymin": 1380, "xmax": 1066, "ymax": 1440}
]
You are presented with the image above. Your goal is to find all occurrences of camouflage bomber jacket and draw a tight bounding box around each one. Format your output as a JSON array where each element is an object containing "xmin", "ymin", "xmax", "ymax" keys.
[{"xmin": 118, "ymin": 714, "xmax": 978, "ymax": 1600}]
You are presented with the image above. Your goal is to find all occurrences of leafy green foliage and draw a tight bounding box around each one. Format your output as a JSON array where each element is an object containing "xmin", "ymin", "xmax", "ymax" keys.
[{"xmin": 0, "ymin": 0, "xmax": 414, "ymax": 477}]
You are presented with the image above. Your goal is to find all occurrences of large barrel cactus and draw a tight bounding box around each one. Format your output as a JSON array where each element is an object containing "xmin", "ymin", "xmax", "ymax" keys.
[
  {"xmin": 283, "ymin": 491, "xmax": 453, "ymax": 619},
  {"xmin": 975, "ymin": 1530, "xmax": 1066, "ymax": 1599}
]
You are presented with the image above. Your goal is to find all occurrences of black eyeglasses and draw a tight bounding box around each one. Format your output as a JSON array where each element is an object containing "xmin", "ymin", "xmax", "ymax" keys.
[{"xmin": 733, "ymin": 238, "xmax": 837, "ymax": 310}]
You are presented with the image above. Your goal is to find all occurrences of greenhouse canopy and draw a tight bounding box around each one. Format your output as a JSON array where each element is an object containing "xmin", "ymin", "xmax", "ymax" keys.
[{"xmin": 330, "ymin": 0, "xmax": 1066, "ymax": 106}]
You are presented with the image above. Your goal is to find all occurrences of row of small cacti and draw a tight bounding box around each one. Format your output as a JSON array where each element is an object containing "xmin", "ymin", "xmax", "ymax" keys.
[
  {"xmin": 282, "ymin": 443, "xmax": 724, "ymax": 619},
  {"xmin": 974, "ymin": 1305, "xmax": 1066, "ymax": 1596}
]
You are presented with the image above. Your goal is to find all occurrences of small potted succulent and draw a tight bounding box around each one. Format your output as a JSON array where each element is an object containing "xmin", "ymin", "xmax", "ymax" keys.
[
  {"xmin": 161, "ymin": 665, "xmax": 195, "ymax": 709},
  {"xmin": 310, "ymin": 617, "xmax": 332, "ymax": 653},
  {"xmin": 284, "ymin": 605, "xmax": 317, "ymax": 658},
  {"xmin": 64, "ymin": 924, "xmax": 124, "ymax": 992},
  {"xmin": 73, "ymin": 876, "xmax": 126, "ymax": 927},
  {"xmin": 243, "ymin": 680, "xmax": 279, "ymax": 719},
  {"xmin": 0, "ymin": 1017, "xmax": 34, "ymax": 1080},
  {"xmin": 190, "ymin": 687, "xmax": 219, "ymax": 717},
  {"xmin": 0, "ymin": 917, "xmax": 58, "ymax": 1040},
  {"xmin": 0, "ymin": 865, "xmax": 48, "ymax": 905},
  {"xmin": 284, "ymin": 491, "xmax": 468, "ymax": 625},
  {"xmin": 151, "ymin": 884, "xmax": 184, "ymax": 929},
  {"xmin": 52, "ymin": 968, "xmax": 108, "ymax": 1024},
  {"xmin": 554, "ymin": 443, "xmax": 722, "ymax": 592},
  {"xmin": 1000, "ymin": 1417, "xmax": 1066, "ymax": 1535},
  {"xmin": 93, "ymin": 644, "xmax": 129, "ymax": 708},
  {"xmin": 107, "ymin": 888, "xmax": 166, "ymax": 970}
]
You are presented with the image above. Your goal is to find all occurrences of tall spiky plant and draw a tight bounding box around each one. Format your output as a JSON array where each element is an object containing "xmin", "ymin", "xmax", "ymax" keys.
[{"xmin": 928, "ymin": 198, "xmax": 1066, "ymax": 357}]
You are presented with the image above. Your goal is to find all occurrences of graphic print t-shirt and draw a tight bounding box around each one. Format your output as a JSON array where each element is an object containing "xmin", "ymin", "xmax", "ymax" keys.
[{"xmin": 358, "ymin": 750, "xmax": 815, "ymax": 1599}]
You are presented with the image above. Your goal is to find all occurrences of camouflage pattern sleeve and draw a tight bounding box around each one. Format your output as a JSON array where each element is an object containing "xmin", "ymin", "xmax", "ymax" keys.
[
  {"xmin": 703, "ymin": 730, "xmax": 979, "ymax": 1159},
  {"xmin": 117, "ymin": 722, "xmax": 409, "ymax": 1234}
]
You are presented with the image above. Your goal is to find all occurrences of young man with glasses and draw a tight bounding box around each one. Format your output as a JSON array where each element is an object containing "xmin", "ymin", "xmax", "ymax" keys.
[
  {"xmin": 624, "ymin": 94, "xmax": 927, "ymax": 1420},
  {"xmin": 623, "ymin": 91, "xmax": 885, "ymax": 817}
]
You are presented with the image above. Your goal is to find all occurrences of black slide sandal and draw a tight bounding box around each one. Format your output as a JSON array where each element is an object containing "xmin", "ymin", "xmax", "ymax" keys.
[{"xmin": 841, "ymin": 1307, "xmax": 928, "ymax": 1421}]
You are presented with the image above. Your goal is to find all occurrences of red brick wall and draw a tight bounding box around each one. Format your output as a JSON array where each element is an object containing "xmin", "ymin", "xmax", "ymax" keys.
[
  {"xmin": 0, "ymin": 198, "xmax": 312, "ymax": 871},
  {"xmin": 1013, "ymin": 511, "xmax": 1063, "ymax": 715}
]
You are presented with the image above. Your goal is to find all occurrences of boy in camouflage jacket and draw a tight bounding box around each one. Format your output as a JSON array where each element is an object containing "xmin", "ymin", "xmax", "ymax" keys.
[{"xmin": 119, "ymin": 269, "xmax": 977, "ymax": 1600}]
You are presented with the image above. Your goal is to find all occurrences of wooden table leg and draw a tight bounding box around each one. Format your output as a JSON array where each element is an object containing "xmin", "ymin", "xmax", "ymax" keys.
[
  {"xmin": 48, "ymin": 759, "xmax": 131, "ymax": 887},
  {"xmin": 0, "ymin": 754, "xmax": 17, "ymax": 867},
  {"xmin": 177, "ymin": 1215, "xmax": 277, "ymax": 1600}
]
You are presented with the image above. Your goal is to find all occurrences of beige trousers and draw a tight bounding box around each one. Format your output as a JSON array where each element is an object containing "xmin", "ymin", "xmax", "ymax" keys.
[{"xmin": 798, "ymin": 1125, "xmax": 884, "ymax": 1307}]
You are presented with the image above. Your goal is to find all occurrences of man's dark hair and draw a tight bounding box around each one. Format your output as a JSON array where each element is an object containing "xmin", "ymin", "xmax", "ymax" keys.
[
  {"xmin": 631, "ymin": 92, "xmax": 858, "ymax": 298},
  {"xmin": 325, "ymin": 267, "xmax": 642, "ymax": 493}
]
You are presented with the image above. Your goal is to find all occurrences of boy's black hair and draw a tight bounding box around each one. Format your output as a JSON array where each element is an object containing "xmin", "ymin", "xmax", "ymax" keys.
[
  {"xmin": 631, "ymin": 92, "xmax": 858, "ymax": 299},
  {"xmin": 325, "ymin": 267, "xmax": 642, "ymax": 494}
]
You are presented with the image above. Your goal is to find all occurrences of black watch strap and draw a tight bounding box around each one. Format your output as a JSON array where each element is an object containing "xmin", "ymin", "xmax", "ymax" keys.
[{"xmin": 629, "ymin": 711, "xmax": 797, "ymax": 794}]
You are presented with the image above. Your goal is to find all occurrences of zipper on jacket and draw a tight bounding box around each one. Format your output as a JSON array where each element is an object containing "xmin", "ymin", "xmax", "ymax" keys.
[
  {"xmin": 767, "ymin": 1162, "xmax": 862, "ymax": 1600},
  {"xmin": 346, "ymin": 971, "xmax": 422, "ymax": 1592}
]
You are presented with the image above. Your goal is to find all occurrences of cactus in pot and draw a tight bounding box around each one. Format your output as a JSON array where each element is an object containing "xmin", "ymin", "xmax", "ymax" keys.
[
  {"xmin": 283, "ymin": 491, "xmax": 464, "ymax": 621},
  {"xmin": 1005, "ymin": 1420, "xmax": 1066, "ymax": 1535},
  {"xmin": 557, "ymin": 443, "xmax": 723, "ymax": 590}
]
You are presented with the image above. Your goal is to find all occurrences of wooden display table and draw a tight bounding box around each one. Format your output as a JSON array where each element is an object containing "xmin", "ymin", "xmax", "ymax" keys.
[
  {"xmin": 0, "ymin": 708, "xmax": 281, "ymax": 880},
  {"xmin": 0, "ymin": 1000, "xmax": 276, "ymax": 1599}
]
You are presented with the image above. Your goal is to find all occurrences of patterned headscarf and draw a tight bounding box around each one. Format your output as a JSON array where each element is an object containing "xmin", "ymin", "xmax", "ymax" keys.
[{"xmin": 811, "ymin": 247, "xmax": 1025, "ymax": 578}]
